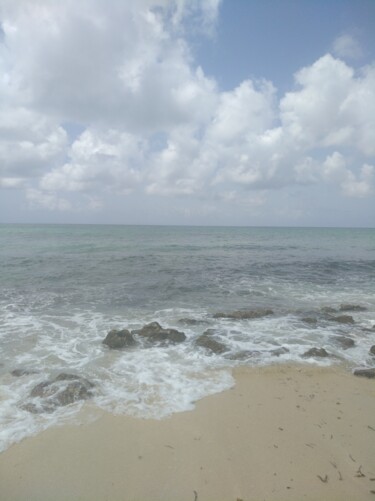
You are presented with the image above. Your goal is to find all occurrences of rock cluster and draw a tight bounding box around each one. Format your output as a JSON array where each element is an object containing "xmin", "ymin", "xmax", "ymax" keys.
[
  {"xmin": 23, "ymin": 373, "xmax": 95, "ymax": 413},
  {"xmin": 133, "ymin": 322, "xmax": 186, "ymax": 345},
  {"xmin": 213, "ymin": 309, "xmax": 274, "ymax": 320},
  {"xmin": 103, "ymin": 322, "xmax": 186, "ymax": 349}
]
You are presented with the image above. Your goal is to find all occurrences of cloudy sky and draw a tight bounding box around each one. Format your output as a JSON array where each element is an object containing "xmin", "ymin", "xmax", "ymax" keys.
[{"xmin": 0, "ymin": 0, "xmax": 374, "ymax": 226}]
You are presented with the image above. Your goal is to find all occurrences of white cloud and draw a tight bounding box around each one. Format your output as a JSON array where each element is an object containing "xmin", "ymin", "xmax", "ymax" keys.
[
  {"xmin": 26, "ymin": 188, "xmax": 72, "ymax": 211},
  {"xmin": 0, "ymin": 177, "xmax": 25, "ymax": 188},
  {"xmin": 0, "ymin": 107, "xmax": 67, "ymax": 178},
  {"xmin": 0, "ymin": 0, "xmax": 218, "ymax": 132},
  {"xmin": 322, "ymin": 152, "xmax": 374, "ymax": 197},
  {"xmin": 41, "ymin": 128, "xmax": 145, "ymax": 193},
  {"xmin": 0, "ymin": 0, "xmax": 374, "ymax": 217},
  {"xmin": 333, "ymin": 34, "xmax": 363, "ymax": 60}
]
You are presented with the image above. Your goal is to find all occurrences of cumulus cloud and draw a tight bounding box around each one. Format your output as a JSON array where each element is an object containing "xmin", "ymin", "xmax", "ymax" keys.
[
  {"xmin": 0, "ymin": 107, "xmax": 67, "ymax": 182},
  {"xmin": 41, "ymin": 128, "xmax": 145, "ymax": 193},
  {"xmin": 0, "ymin": 0, "xmax": 218, "ymax": 131},
  {"xmin": 0, "ymin": 0, "xmax": 374, "ymax": 217},
  {"xmin": 322, "ymin": 152, "xmax": 374, "ymax": 197}
]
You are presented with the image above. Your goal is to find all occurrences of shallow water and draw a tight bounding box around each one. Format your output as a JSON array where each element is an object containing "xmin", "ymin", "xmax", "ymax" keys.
[{"xmin": 1, "ymin": 224, "xmax": 374, "ymax": 451}]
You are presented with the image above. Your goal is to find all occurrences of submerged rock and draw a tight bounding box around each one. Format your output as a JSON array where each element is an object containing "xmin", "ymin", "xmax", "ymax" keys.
[
  {"xmin": 339, "ymin": 304, "xmax": 367, "ymax": 312},
  {"xmin": 270, "ymin": 346, "xmax": 290, "ymax": 357},
  {"xmin": 11, "ymin": 368, "xmax": 39, "ymax": 377},
  {"xmin": 178, "ymin": 318, "xmax": 208, "ymax": 326},
  {"xmin": 132, "ymin": 322, "xmax": 186, "ymax": 345},
  {"xmin": 329, "ymin": 315, "xmax": 355, "ymax": 325},
  {"xmin": 353, "ymin": 368, "xmax": 375, "ymax": 379},
  {"xmin": 302, "ymin": 347, "xmax": 330, "ymax": 358},
  {"xmin": 302, "ymin": 317, "xmax": 318, "ymax": 325},
  {"xmin": 226, "ymin": 350, "xmax": 261, "ymax": 361},
  {"xmin": 195, "ymin": 331, "xmax": 228, "ymax": 354},
  {"xmin": 370, "ymin": 345, "xmax": 375, "ymax": 356},
  {"xmin": 213, "ymin": 309, "xmax": 273, "ymax": 320},
  {"xmin": 24, "ymin": 373, "xmax": 95, "ymax": 413},
  {"xmin": 333, "ymin": 336, "xmax": 356, "ymax": 349},
  {"xmin": 321, "ymin": 307, "xmax": 337, "ymax": 314},
  {"xmin": 103, "ymin": 329, "xmax": 136, "ymax": 349}
]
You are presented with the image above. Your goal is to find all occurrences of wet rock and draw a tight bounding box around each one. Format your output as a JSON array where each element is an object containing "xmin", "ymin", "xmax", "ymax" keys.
[
  {"xmin": 24, "ymin": 373, "xmax": 95, "ymax": 413},
  {"xmin": 213, "ymin": 309, "xmax": 273, "ymax": 320},
  {"xmin": 302, "ymin": 347, "xmax": 330, "ymax": 358},
  {"xmin": 195, "ymin": 331, "xmax": 228, "ymax": 354},
  {"xmin": 370, "ymin": 345, "xmax": 375, "ymax": 356},
  {"xmin": 103, "ymin": 329, "xmax": 136, "ymax": 349},
  {"xmin": 339, "ymin": 304, "xmax": 367, "ymax": 312},
  {"xmin": 363, "ymin": 325, "xmax": 375, "ymax": 332},
  {"xmin": 270, "ymin": 347, "xmax": 290, "ymax": 357},
  {"xmin": 333, "ymin": 336, "xmax": 356, "ymax": 349},
  {"xmin": 11, "ymin": 368, "xmax": 39, "ymax": 377},
  {"xmin": 178, "ymin": 318, "xmax": 208, "ymax": 326},
  {"xmin": 226, "ymin": 350, "xmax": 261, "ymax": 361},
  {"xmin": 22, "ymin": 401, "xmax": 55, "ymax": 414},
  {"xmin": 330, "ymin": 315, "xmax": 355, "ymax": 324},
  {"xmin": 321, "ymin": 307, "xmax": 337, "ymax": 314},
  {"xmin": 302, "ymin": 317, "xmax": 318, "ymax": 325},
  {"xmin": 353, "ymin": 368, "xmax": 375, "ymax": 379},
  {"xmin": 132, "ymin": 322, "xmax": 186, "ymax": 345}
]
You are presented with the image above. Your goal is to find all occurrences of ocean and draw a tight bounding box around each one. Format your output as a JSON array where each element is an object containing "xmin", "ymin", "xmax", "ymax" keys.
[{"xmin": 0, "ymin": 224, "xmax": 374, "ymax": 451}]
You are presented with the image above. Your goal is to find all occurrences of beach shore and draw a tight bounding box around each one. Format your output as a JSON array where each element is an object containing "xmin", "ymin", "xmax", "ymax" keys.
[{"xmin": 1, "ymin": 364, "xmax": 374, "ymax": 501}]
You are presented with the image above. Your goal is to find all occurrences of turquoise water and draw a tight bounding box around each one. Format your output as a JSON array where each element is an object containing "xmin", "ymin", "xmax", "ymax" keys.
[{"xmin": 0, "ymin": 224, "xmax": 374, "ymax": 450}]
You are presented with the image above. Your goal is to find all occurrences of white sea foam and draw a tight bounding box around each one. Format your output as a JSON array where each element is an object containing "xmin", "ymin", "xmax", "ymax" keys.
[{"xmin": 1, "ymin": 225, "xmax": 374, "ymax": 452}]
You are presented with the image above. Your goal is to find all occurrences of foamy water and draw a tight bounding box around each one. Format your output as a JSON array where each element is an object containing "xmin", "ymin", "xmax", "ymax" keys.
[{"xmin": 0, "ymin": 225, "xmax": 374, "ymax": 451}]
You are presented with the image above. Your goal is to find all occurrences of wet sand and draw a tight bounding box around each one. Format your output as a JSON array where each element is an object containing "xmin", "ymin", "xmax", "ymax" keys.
[{"xmin": 1, "ymin": 364, "xmax": 375, "ymax": 501}]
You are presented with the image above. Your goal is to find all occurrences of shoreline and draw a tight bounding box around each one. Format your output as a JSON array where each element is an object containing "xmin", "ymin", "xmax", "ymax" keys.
[{"xmin": 1, "ymin": 364, "xmax": 374, "ymax": 501}]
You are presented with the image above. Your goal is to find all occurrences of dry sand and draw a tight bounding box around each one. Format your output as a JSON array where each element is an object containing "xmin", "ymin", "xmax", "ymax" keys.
[{"xmin": 1, "ymin": 364, "xmax": 375, "ymax": 501}]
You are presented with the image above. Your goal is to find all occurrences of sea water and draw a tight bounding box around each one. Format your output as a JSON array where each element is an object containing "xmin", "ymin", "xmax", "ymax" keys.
[{"xmin": 0, "ymin": 224, "xmax": 374, "ymax": 451}]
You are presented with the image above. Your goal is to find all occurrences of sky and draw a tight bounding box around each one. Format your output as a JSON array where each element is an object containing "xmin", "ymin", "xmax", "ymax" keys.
[{"xmin": 0, "ymin": 0, "xmax": 374, "ymax": 227}]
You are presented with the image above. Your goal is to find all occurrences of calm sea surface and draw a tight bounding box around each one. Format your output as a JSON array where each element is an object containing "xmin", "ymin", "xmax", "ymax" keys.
[{"xmin": 1, "ymin": 224, "xmax": 374, "ymax": 450}]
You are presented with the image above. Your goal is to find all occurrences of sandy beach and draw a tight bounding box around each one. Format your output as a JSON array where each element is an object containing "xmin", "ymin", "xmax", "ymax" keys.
[{"xmin": 1, "ymin": 364, "xmax": 374, "ymax": 501}]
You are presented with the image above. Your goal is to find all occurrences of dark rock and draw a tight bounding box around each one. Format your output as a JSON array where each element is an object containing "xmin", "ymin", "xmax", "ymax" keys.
[
  {"xmin": 195, "ymin": 331, "xmax": 228, "ymax": 354},
  {"xmin": 54, "ymin": 373, "xmax": 95, "ymax": 386},
  {"xmin": 330, "ymin": 315, "xmax": 355, "ymax": 324},
  {"xmin": 25, "ymin": 373, "xmax": 95, "ymax": 413},
  {"xmin": 132, "ymin": 322, "xmax": 186, "ymax": 345},
  {"xmin": 11, "ymin": 368, "xmax": 38, "ymax": 377},
  {"xmin": 363, "ymin": 325, "xmax": 375, "ymax": 332},
  {"xmin": 302, "ymin": 317, "xmax": 318, "ymax": 325},
  {"xmin": 29, "ymin": 381, "xmax": 52, "ymax": 398},
  {"xmin": 103, "ymin": 329, "xmax": 136, "ymax": 349},
  {"xmin": 339, "ymin": 304, "xmax": 367, "ymax": 312},
  {"xmin": 213, "ymin": 309, "xmax": 273, "ymax": 320},
  {"xmin": 333, "ymin": 336, "xmax": 356, "ymax": 349},
  {"xmin": 302, "ymin": 347, "xmax": 330, "ymax": 358},
  {"xmin": 321, "ymin": 307, "xmax": 337, "ymax": 314},
  {"xmin": 201, "ymin": 328, "xmax": 217, "ymax": 336},
  {"xmin": 353, "ymin": 368, "xmax": 375, "ymax": 379},
  {"xmin": 370, "ymin": 345, "xmax": 375, "ymax": 356},
  {"xmin": 226, "ymin": 350, "xmax": 261, "ymax": 361},
  {"xmin": 270, "ymin": 347, "xmax": 290, "ymax": 357},
  {"xmin": 178, "ymin": 318, "xmax": 208, "ymax": 326}
]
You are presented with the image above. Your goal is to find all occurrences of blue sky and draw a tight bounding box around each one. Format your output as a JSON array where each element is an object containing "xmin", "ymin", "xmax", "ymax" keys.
[
  {"xmin": 195, "ymin": 0, "xmax": 375, "ymax": 92},
  {"xmin": 0, "ymin": 0, "xmax": 374, "ymax": 226}
]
